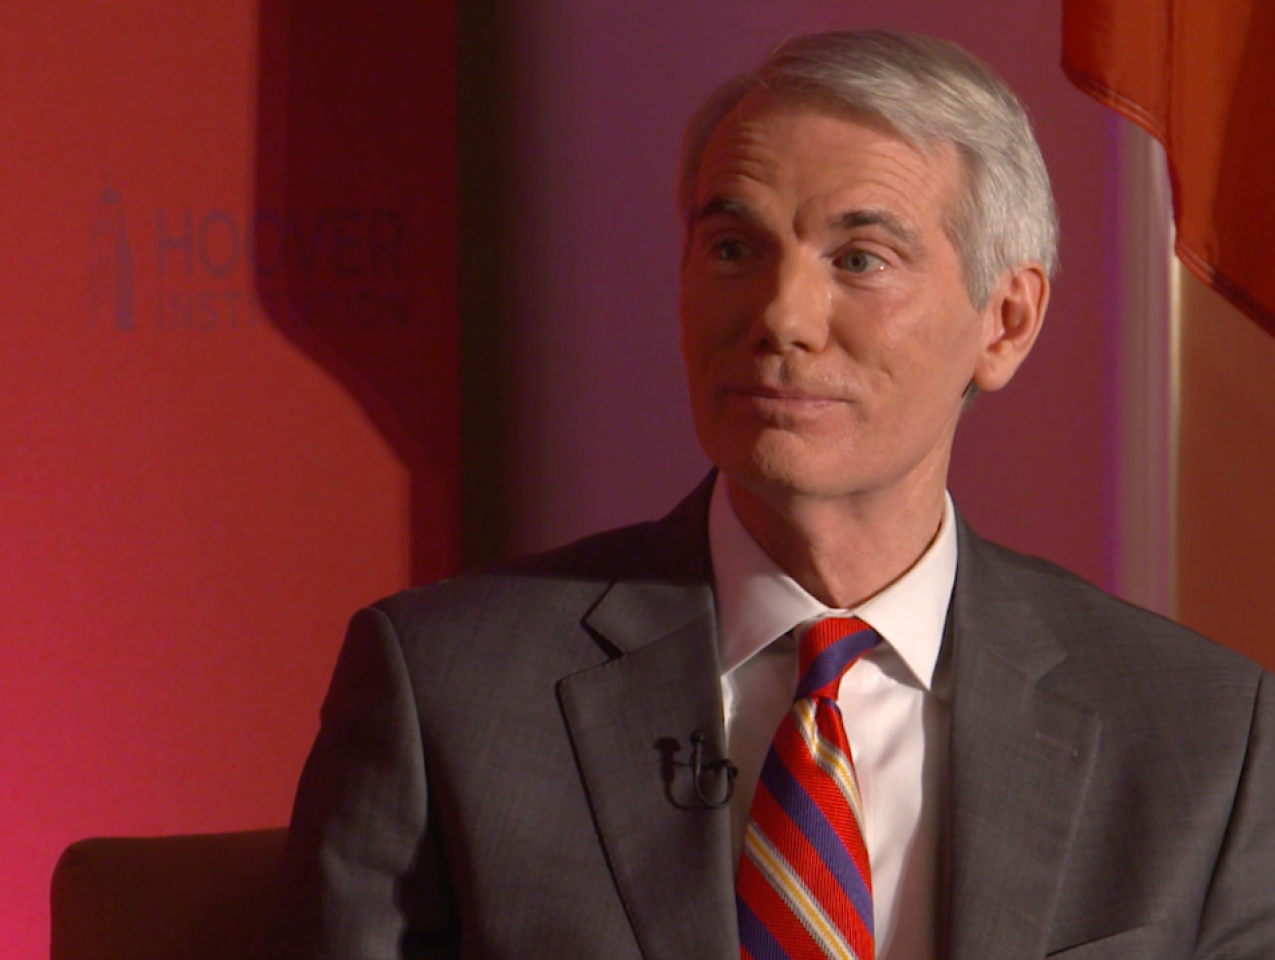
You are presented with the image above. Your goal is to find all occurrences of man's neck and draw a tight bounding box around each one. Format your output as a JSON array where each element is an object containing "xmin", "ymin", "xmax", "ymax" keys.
[{"xmin": 724, "ymin": 475, "xmax": 947, "ymax": 609}]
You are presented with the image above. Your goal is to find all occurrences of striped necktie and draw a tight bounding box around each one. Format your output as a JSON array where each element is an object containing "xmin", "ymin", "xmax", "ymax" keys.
[{"xmin": 736, "ymin": 616, "xmax": 881, "ymax": 960}]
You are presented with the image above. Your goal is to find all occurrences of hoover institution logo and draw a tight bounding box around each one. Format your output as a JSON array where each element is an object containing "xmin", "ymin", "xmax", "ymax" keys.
[
  {"xmin": 88, "ymin": 186, "xmax": 136, "ymax": 331},
  {"xmin": 88, "ymin": 186, "xmax": 413, "ymax": 332}
]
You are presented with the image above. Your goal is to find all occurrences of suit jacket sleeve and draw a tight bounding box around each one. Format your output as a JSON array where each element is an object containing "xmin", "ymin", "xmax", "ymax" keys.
[
  {"xmin": 1193, "ymin": 669, "xmax": 1275, "ymax": 957},
  {"xmin": 262, "ymin": 605, "xmax": 459, "ymax": 959}
]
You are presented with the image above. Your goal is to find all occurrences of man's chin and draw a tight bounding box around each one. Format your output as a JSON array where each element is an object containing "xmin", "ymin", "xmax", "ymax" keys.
[{"xmin": 716, "ymin": 452, "xmax": 865, "ymax": 505}]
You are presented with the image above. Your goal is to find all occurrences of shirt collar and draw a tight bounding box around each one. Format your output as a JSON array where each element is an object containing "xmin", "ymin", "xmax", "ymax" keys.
[{"xmin": 708, "ymin": 473, "xmax": 957, "ymax": 693}]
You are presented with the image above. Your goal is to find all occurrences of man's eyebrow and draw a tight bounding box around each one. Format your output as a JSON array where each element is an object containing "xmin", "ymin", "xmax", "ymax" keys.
[
  {"xmin": 692, "ymin": 195, "xmax": 763, "ymax": 229},
  {"xmin": 694, "ymin": 200, "xmax": 922, "ymax": 250},
  {"xmin": 832, "ymin": 209, "xmax": 922, "ymax": 248}
]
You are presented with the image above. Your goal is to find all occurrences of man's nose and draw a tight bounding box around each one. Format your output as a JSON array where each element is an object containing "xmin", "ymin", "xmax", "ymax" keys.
[{"xmin": 753, "ymin": 253, "xmax": 831, "ymax": 353}]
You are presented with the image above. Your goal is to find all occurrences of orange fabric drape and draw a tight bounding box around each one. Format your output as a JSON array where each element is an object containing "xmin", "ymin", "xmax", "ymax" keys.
[{"xmin": 1062, "ymin": 0, "xmax": 1275, "ymax": 334}]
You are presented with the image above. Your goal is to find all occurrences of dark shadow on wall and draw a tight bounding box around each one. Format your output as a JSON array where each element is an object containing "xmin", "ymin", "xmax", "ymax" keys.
[
  {"xmin": 254, "ymin": 0, "xmax": 463, "ymax": 585},
  {"xmin": 453, "ymin": 0, "xmax": 522, "ymax": 568},
  {"xmin": 456, "ymin": 0, "xmax": 523, "ymax": 567}
]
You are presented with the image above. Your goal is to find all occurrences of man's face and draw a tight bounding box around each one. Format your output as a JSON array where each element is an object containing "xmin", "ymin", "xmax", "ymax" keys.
[{"xmin": 680, "ymin": 91, "xmax": 1001, "ymax": 510}]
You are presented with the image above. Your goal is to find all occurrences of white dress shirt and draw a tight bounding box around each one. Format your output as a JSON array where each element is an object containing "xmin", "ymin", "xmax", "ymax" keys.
[{"xmin": 709, "ymin": 474, "xmax": 956, "ymax": 960}]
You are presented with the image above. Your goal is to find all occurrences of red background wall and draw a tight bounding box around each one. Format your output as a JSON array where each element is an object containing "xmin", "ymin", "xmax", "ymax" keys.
[
  {"xmin": 2, "ymin": 4, "xmax": 457, "ymax": 955},
  {"xmin": 1178, "ymin": 273, "xmax": 1275, "ymax": 671}
]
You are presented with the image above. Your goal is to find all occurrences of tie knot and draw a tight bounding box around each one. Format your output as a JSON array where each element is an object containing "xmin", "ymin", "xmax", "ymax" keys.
[{"xmin": 795, "ymin": 616, "xmax": 880, "ymax": 701}]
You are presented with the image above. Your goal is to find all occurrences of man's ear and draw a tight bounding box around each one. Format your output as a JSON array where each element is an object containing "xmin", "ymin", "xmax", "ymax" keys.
[{"xmin": 972, "ymin": 262, "xmax": 1050, "ymax": 393}]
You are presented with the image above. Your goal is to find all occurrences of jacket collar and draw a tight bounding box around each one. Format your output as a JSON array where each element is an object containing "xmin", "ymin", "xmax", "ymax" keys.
[
  {"xmin": 558, "ymin": 474, "xmax": 740, "ymax": 959},
  {"xmin": 944, "ymin": 514, "xmax": 1101, "ymax": 959},
  {"xmin": 558, "ymin": 484, "xmax": 1103, "ymax": 960}
]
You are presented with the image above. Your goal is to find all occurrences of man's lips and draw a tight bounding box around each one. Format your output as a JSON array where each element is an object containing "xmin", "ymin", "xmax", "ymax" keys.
[
  {"xmin": 722, "ymin": 384, "xmax": 845, "ymax": 403},
  {"xmin": 719, "ymin": 384, "xmax": 847, "ymax": 418}
]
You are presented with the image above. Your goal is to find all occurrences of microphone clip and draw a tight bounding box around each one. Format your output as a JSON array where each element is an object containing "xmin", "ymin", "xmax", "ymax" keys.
[{"xmin": 687, "ymin": 729, "xmax": 737, "ymax": 808}]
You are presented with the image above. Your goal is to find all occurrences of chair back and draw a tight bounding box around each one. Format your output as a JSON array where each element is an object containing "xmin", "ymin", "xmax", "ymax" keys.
[{"xmin": 50, "ymin": 828, "xmax": 288, "ymax": 960}]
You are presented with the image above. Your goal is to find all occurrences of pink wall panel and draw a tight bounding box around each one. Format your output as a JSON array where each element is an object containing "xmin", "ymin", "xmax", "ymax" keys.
[
  {"xmin": 0, "ymin": 3, "xmax": 457, "ymax": 956},
  {"xmin": 476, "ymin": 0, "xmax": 1116, "ymax": 591}
]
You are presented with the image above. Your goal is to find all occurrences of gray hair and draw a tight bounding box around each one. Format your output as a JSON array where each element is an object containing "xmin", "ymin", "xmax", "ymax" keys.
[{"xmin": 678, "ymin": 30, "xmax": 1058, "ymax": 307}]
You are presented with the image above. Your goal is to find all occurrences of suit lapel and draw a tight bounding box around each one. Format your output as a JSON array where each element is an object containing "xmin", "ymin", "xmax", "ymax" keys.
[
  {"xmin": 552, "ymin": 487, "xmax": 1105, "ymax": 959},
  {"xmin": 945, "ymin": 520, "xmax": 1101, "ymax": 960},
  {"xmin": 557, "ymin": 479, "xmax": 739, "ymax": 960}
]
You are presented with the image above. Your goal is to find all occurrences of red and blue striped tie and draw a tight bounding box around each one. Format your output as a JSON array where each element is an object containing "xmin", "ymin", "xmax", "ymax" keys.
[{"xmin": 736, "ymin": 616, "xmax": 880, "ymax": 960}]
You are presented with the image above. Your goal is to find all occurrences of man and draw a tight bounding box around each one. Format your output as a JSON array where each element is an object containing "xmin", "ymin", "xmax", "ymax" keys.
[{"xmin": 266, "ymin": 30, "xmax": 1275, "ymax": 959}]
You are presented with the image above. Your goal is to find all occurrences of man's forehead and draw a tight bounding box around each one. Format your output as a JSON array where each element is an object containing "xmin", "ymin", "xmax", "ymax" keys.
[
  {"xmin": 708, "ymin": 87, "xmax": 927, "ymax": 161},
  {"xmin": 692, "ymin": 91, "xmax": 959, "ymax": 231}
]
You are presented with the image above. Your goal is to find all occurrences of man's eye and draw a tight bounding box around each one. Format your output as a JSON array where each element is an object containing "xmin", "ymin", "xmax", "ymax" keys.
[
  {"xmin": 836, "ymin": 249, "xmax": 886, "ymax": 274},
  {"xmin": 712, "ymin": 238, "xmax": 750, "ymax": 262}
]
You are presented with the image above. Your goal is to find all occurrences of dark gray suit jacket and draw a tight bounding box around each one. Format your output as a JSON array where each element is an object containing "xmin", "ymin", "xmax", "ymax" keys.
[{"xmin": 267, "ymin": 479, "xmax": 1275, "ymax": 959}]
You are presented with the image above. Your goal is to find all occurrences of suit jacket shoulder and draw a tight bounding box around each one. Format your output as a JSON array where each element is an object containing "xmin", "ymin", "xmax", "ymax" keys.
[
  {"xmin": 947, "ymin": 517, "xmax": 1275, "ymax": 959},
  {"xmin": 268, "ymin": 475, "xmax": 736, "ymax": 960}
]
